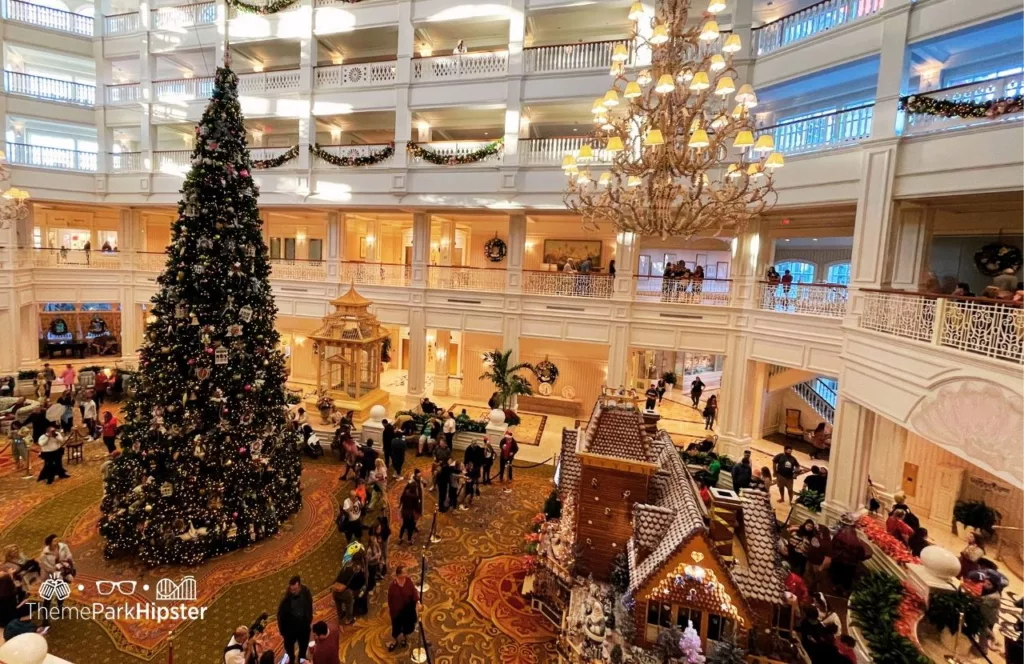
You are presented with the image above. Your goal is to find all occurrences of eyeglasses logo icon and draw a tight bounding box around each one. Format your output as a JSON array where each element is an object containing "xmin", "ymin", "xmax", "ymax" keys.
[{"xmin": 95, "ymin": 580, "xmax": 137, "ymax": 596}]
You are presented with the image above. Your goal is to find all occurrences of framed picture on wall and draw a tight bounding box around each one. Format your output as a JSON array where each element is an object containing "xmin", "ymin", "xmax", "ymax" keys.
[
  {"xmin": 705, "ymin": 264, "xmax": 718, "ymax": 279},
  {"xmin": 542, "ymin": 239, "xmax": 603, "ymax": 269},
  {"xmin": 696, "ymin": 253, "xmax": 708, "ymax": 268},
  {"xmin": 359, "ymin": 236, "xmax": 368, "ymax": 259},
  {"xmin": 717, "ymin": 261, "xmax": 729, "ymax": 279}
]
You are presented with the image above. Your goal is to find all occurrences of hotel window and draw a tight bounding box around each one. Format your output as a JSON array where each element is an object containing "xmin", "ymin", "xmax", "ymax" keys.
[
  {"xmin": 826, "ymin": 262, "xmax": 851, "ymax": 285},
  {"xmin": 308, "ymin": 238, "xmax": 323, "ymax": 261},
  {"xmin": 775, "ymin": 261, "xmax": 816, "ymax": 283}
]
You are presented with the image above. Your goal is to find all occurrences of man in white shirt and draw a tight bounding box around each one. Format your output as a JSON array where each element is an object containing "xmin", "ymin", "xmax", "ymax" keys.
[
  {"xmin": 37, "ymin": 426, "xmax": 69, "ymax": 484},
  {"xmin": 443, "ymin": 412, "xmax": 457, "ymax": 449},
  {"xmin": 223, "ymin": 625, "xmax": 259, "ymax": 664},
  {"xmin": 342, "ymin": 490, "xmax": 363, "ymax": 543},
  {"xmin": 82, "ymin": 392, "xmax": 98, "ymax": 436}
]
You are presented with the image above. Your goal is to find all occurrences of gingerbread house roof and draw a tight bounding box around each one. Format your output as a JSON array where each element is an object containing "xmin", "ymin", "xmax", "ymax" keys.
[
  {"xmin": 557, "ymin": 428, "xmax": 582, "ymax": 496},
  {"xmin": 733, "ymin": 488, "xmax": 786, "ymax": 604},
  {"xmin": 578, "ymin": 398, "xmax": 657, "ymax": 464}
]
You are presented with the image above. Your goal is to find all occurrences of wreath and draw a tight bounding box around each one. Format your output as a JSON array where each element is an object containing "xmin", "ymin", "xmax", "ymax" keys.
[
  {"xmin": 974, "ymin": 242, "xmax": 1022, "ymax": 277},
  {"xmin": 310, "ymin": 143, "xmax": 394, "ymax": 167},
  {"xmin": 251, "ymin": 145, "xmax": 299, "ymax": 169},
  {"xmin": 533, "ymin": 357, "xmax": 559, "ymax": 385},
  {"xmin": 484, "ymin": 235, "xmax": 507, "ymax": 263}
]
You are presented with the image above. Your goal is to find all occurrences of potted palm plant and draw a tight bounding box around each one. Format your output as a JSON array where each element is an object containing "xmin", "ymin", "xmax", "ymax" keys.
[{"xmin": 480, "ymin": 349, "xmax": 534, "ymax": 409}]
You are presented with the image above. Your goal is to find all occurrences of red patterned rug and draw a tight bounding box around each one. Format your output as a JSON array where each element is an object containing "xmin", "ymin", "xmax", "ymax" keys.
[{"xmin": 468, "ymin": 554, "xmax": 558, "ymax": 645}]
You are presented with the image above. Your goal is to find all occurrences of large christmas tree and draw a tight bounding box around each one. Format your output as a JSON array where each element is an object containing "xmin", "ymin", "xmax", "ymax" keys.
[{"xmin": 100, "ymin": 66, "xmax": 302, "ymax": 566}]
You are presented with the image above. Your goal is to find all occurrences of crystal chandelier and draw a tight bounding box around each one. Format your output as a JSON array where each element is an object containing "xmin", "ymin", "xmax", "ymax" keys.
[
  {"xmin": 0, "ymin": 151, "xmax": 29, "ymax": 230},
  {"xmin": 563, "ymin": 0, "xmax": 782, "ymax": 239}
]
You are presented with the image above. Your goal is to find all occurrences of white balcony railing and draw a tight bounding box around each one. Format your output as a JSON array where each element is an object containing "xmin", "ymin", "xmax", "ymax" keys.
[
  {"xmin": 106, "ymin": 82, "xmax": 142, "ymax": 105},
  {"xmin": 269, "ymin": 258, "xmax": 327, "ymax": 281},
  {"xmin": 522, "ymin": 270, "xmax": 613, "ymax": 299},
  {"xmin": 412, "ymin": 51, "xmax": 508, "ymax": 82},
  {"xmin": 520, "ymin": 137, "xmax": 612, "ymax": 166},
  {"xmin": 757, "ymin": 105, "xmax": 873, "ymax": 156},
  {"xmin": 312, "ymin": 144, "xmax": 395, "ymax": 167},
  {"xmin": 315, "ymin": 61, "xmax": 398, "ymax": 89},
  {"xmin": 860, "ymin": 290, "xmax": 1023, "ymax": 364},
  {"xmin": 154, "ymin": 149, "xmax": 192, "ymax": 173},
  {"xmin": 109, "ymin": 152, "xmax": 144, "ymax": 172},
  {"xmin": 902, "ymin": 75, "xmax": 1024, "ymax": 136},
  {"xmin": 5, "ymin": 0, "xmax": 93, "ymax": 35},
  {"xmin": 427, "ymin": 265, "xmax": 506, "ymax": 293},
  {"xmin": 409, "ymin": 141, "xmax": 502, "ymax": 166},
  {"xmin": 757, "ymin": 282, "xmax": 849, "ymax": 318},
  {"xmin": 151, "ymin": 2, "xmax": 216, "ymax": 29},
  {"xmin": 4, "ymin": 71, "xmax": 95, "ymax": 105},
  {"xmin": 752, "ymin": 0, "xmax": 884, "ymax": 56},
  {"xmin": 31, "ymin": 247, "xmax": 121, "ymax": 268},
  {"xmin": 135, "ymin": 252, "xmax": 168, "ymax": 272},
  {"xmin": 249, "ymin": 146, "xmax": 293, "ymax": 162},
  {"xmin": 6, "ymin": 142, "xmax": 97, "ymax": 171},
  {"xmin": 635, "ymin": 276, "xmax": 733, "ymax": 306},
  {"xmin": 104, "ymin": 10, "xmax": 139, "ymax": 34},
  {"xmin": 153, "ymin": 76, "xmax": 214, "ymax": 101},
  {"xmin": 524, "ymin": 39, "xmax": 633, "ymax": 73},
  {"xmin": 340, "ymin": 262, "xmax": 411, "ymax": 287},
  {"xmin": 238, "ymin": 69, "xmax": 301, "ymax": 94}
]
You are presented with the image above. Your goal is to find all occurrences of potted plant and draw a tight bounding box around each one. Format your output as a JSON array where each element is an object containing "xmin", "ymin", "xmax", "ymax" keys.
[
  {"xmin": 662, "ymin": 370, "xmax": 677, "ymax": 395},
  {"xmin": 953, "ymin": 500, "xmax": 1000, "ymax": 538},
  {"xmin": 316, "ymin": 389, "xmax": 334, "ymax": 424},
  {"xmin": 480, "ymin": 349, "xmax": 534, "ymax": 409}
]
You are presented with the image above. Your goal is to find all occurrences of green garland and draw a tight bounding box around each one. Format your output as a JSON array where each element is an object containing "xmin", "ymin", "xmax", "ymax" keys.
[
  {"xmin": 227, "ymin": 0, "xmax": 298, "ymax": 14},
  {"xmin": 900, "ymin": 93, "xmax": 1023, "ymax": 119},
  {"xmin": 251, "ymin": 145, "xmax": 298, "ymax": 169},
  {"xmin": 407, "ymin": 139, "xmax": 503, "ymax": 165},
  {"xmin": 849, "ymin": 571, "xmax": 932, "ymax": 664},
  {"xmin": 310, "ymin": 142, "xmax": 394, "ymax": 167}
]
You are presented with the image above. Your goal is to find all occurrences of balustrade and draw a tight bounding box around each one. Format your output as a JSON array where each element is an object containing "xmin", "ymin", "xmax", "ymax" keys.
[
  {"xmin": 4, "ymin": 72, "xmax": 94, "ymax": 105},
  {"xmin": 104, "ymin": 11, "xmax": 139, "ymax": 34},
  {"xmin": 30, "ymin": 247, "xmax": 121, "ymax": 268},
  {"xmin": 408, "ymin": 141, "xmax": 502, "ymax": 166},
  {"xmin": 412, "ymin": 51, "xmax": 508, "ymax": 81},
  {"xmin": 154, "ymin": 149, "xmax": 192, "ymax": 173},
  {"xmin": 151, "ymin": 2, "xmax": 216, "ymax": 29},
  {"xmin": 520, "ymin": 137, "xmax": 612, "ymax": 166},
  {"xmin": 6, "ymin": 142, "xmax": 97, "ymax": 171},
  {"xmin": 135, "ymin": 252, "xmax": 168, "ymax": 272},
  {"xmin": 756, "ymin": 282, "xmax": 848, "ymax": 318},
  {"xmin": 5, "ymin": 0, "xmax": 93, "ymax": 35},
  {"xmin": 312, "ymin": 144, "xmax": 394, "ymax": 166},
  {"xmin": 106, "ymin": 83, "xmax": 141, "ymax": 105},
  {"xmin": 238, "ymin": 70, "xmax": 301, "ymax": 94},
  {"xmin": 757, "ymin": 105, "xmax": 873, "ymax": 156},
  {"xmin": 269, "ymin": 258, "xmax": 327, "ymax": 281},
  {"xmin": 860, "ymin": 290, "xmax": 1022, "ymax": 363},
  {"xmin": 902, "ymin": 74, "xmax": 1024, "ymax": 135},
  {"xmin": 314, "ymin": 61, "xmax": 398, "ymax": 89},
  {"xmin": 340, "ymin": 262, "xmax": 411, "ymax": 287},
  {"xmin": 427, "ymin": 265, "xmax": 506, "ymax": 292},
  {"xmin": 522, "ymin": 270, "xmax": 613, "ymax": 299},
  {"xmin": 153, "ymin": 76, "xmax": 214, "ymax": 101},
  {"xmin": 635, "ymin": 277, "xmax": 732, "ymax": 306},
  {"xmin": 524, "ymin": 39, "xmax": 633, "ymax": 73},
  {"xmin": 109, "ymin": 152, "xmax": 144, "ymax": 172},
  {"xmin": 752, "ymin": 0, "xmax": 884, "ymax": 56}
]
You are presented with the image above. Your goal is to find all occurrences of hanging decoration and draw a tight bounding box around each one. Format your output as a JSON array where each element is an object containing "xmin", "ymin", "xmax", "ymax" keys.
[
  {"xmin": 407, "ymin": 139, "xmax": 503, "ymax": 165},
  {"xmin": 251, "ymin": 145, "xmax": 299, "ymax": 169},
  {"xmin": 973, "ymin": 242, "xmax": 1023, "ymax": 277},
  {"xmin": 310, "ymin": 142, "xmax": 394, "ymax": 167},
  {"xmin": 484, "ymin": 234, "xmax": 507, "ymax": 263},
  {"xmin": 533, "ymin": 356, "xmax": 560, "ymax": 385},
  {"xmin": 900, "ymin": 94, "xmax": 1024, "ymax": 120},
  {"xmin": 227, "ymin": 0, "xmax": 299, "ymax": 15}
]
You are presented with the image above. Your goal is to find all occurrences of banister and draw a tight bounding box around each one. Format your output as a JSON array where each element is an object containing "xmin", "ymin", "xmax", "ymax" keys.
[{"xmin": 757, "ymin": 104, "xmax": 875, "ymax": 132}]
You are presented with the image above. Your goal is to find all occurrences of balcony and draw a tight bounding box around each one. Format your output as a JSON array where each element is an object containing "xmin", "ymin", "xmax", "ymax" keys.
[
  {"xmin": 757, "ymin": 105, "xmax": 873, "ymax": 156},
  {"xmin": 106, "ymin": 83, "xmax": 142, "ymax": 105},
  {"xmin": 521, "ymin": 270, "xmax": 613, "ymax": 298},
  {"xmin": 315, "ymin": 61, "xmax": 398, "ymax": 90},
  {"xmin": 29, "ymin": 247, "xmax": 121, "ymax": 268},
  {"xmin": 412, "ymin": 51, "xmax": 509, "ymax": 82},
  {"xmin": 268, "ymin": 258, "xmax": 327, "ymax": 281},
  {"xmin": 427, "ymin": 265, "xmax": 506, "ymax": 293},
  {"xmin": 238, "ymin": 70, "xmax": 301, "ymax": 94},
  {"xmin": 104, "ymin": 11, "xmax": 140, "ymax": 35},
  {"xmin": 4, "ymin": 0, "xmax": 93, "ymax": 36},
  {"xmin": 756, "ymin": 282, "xmax": 848, "ymax": 318},
  {"xmin": 4, "ymin": 71, "xmax": 95, "ymax": 106},
  {"xmin": 153, "ymin": 149, "xmax": 191, "ymax": 174},
  {"xmin": 312, "ymin": 144, "xmax": 395, "ymax": 167},
  {"xmin": 860, "ymin": 290, "xmax": 1023, "ymax": 364},
  {"xmin": 902, "ymin": 74, "xmax": 1024, "ymax": 136},
  {"xmin": 153, "ymin": 76, "xmax": 214, "ymax": 102},
  {"xmin": 151, "ymin": 2, "xmax": 216, "ymax": 30},
  {"xmin": 339, "ymin": 262, "xmax": 410, "ymax": 287},
  {"xmin": 751, "ymin": 0, "xmax": 885, "ymax": 57},
  {"xmin": 634, "ymin": 276, "xmax": 733, "ymax": 306},
  {"xmin": 408, "ymin": 140, "xmax": 503, "ymax": 166},
  {"xmin": 524, "ymin": 39, "xmax": 632, "ymax": 74},
  {"xmin": 135, "ymin": 251, "xmax": 168, "ymax": 272},
  {"xmin": 109, "ymin": 152, "xmax": 145, "ymax": 173},
  {"xmin": 520, "ymin": 137, "xmax": 612, "ymax": 166},
  {"xmin": 6, "ymin": 142, "xmax": 97, "ymax": 171}
]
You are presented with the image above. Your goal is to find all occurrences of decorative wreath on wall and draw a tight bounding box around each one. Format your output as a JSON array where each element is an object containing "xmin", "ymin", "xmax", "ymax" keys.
[
  {"xmin": 533, "ymin": 357, "xmax": 560, "ymax": 385},
  {"xmin": 251, "ymin": 145, "xmax": 299, "ymax": 169},
  {"xmin": 484, "ymin": 235, "xmax": 507, "ymax": 263},
  {"xmin": 974, "ymin": 242, "xmax": 1023, "ymax": 277}
]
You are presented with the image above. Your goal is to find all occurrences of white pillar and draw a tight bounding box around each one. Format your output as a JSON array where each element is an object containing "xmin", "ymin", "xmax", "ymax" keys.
[
  {"xmin": 870, "ymin": 1, "xmax": 913, "ymax": 141},
  {"xmin": 410, "ymin": 212, "xmax": 429, "ymax": 288},
  {"xmin": 501, "ymin": 315, "xmax": 520, "ymax": 364},
  {"xmin": 500, "ymin": 0, "xmax": 526, "ymax": 170},
  {"xmin": 824, "ymin": 398, "xmax": 874, "ymax": 522},
  {"xmin": 297, "ymin": 0, "xmax": 315, "ymax": 171},
  {"xmin": 606, "ymin": 322, "xmax": 630, "ymax": 389},
  {"xmin": 438, "ymin": 219, "xmax": 454, "ymax": 266},
  {"xmin": 867, "ymin": 415, "xmax": 908, "ymax": 511},
  {"xmin": 393, "ymin": 0, "xmax": 413, "ymax": 170},
  {"xmin": 433, "ymin": 330, "xmax": 450, "ymax": 396},
  {"xmin": 717, "ymin": 344, "xmax": 766, "ymax": 458},
  {"xmin": 730, "ymin": 0, "xmax": 754, "ymax": 85},
  {"xmin": 730, "ymin": 218, "xmax": 763, "ymax": 308},
  {"xmin": 612, "ymin": 231, "xmax": 637, "ymax": 300},
  {"xmin": 506, "ymin": 214, "xmax": 526, "ymax": 292},
  {"xmin": 848, "ymin": 144, "xmax": 899, "ymax": 316},
  {"xmin": 886, "ymin": 203, "xmax": 933, "ymax": 291},
  {"xmin": 407, "ymin": 308, "xmax": 426, "ymax": 397},
  {"xmin": 327, "ymin": 211, "xmax": 342, "ymax": 281}
]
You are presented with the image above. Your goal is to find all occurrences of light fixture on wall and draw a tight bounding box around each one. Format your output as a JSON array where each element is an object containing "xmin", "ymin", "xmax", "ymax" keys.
[
  {"xmin": 182, "ymin": 70, "xmax": 194, "ymax": 79},
  {"xmin": 329, "ymin": 127, "xmax": 342, "ymax": 143},
  {"xmin": 252, "ymin": 61, "xmax": 265, "ymax": 73},
  {"xmin": 331, "ymin": 53, "xmax": 345, "ymax": 65},
  {"xmin": 419, "ymin": 44, "xmax": 433, "ymax": 58}
]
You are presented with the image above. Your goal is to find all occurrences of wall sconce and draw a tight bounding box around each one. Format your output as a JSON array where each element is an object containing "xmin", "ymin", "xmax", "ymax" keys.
[
  {"xmin": 440, "ymin": 238, "xmax": 449, "ymax": 249},
  {"xmin": 426, "ymin": 334, "xmax": 435, "ymax": 345},
  {"xmin": 419, "ymin": 44, "xmax": 433, "ymax": 57},
  {"xmin": 296, "ymin": 230, "xmax": 307, "ymax": 244},
  {"xmin": 182, "ymin": 70, "xmax": 194, "ymax": 79},
  {"xmin": 525, "ymin": 241, "xmax": 535, "ymax": 252},
  {"xmin": 251, "ymin": 129, "xmax": 264, "ymax": 144},
  {"xmin": 295, "ymin": 335, "xmax": 306, "ymax": 346},
  {"xmin": 436, "ymin": 348, "xmax": 446, "ymax": 361},
  {"xmin": 331, "ymin": 53, "xmax": 345, "ymax": 65},
  {"xmin": 365, "ymin": 235, "xmax": 375, "ymax": 245},
  {"xmin": 252, "ymin": 61, "xmax": 265, "ymax": 73},
  {"xmin": 329, "ymin": 127, "xmax": 342, "ymax": 143}
]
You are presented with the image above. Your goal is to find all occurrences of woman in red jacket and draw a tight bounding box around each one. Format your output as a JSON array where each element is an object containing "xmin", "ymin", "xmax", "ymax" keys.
[{"xmin": 387, "ymin": 565, "xmax": 420, "ymax": 652}]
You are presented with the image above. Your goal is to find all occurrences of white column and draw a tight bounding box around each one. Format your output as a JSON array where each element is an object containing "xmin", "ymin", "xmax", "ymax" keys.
[
  {"xmin": 297, "ymin": 0, "xmax": 314, "ymax": 171},
  {"xmin": 717, "ymin": 344, "xmax": 767, "ymax": 458},
  {"xmin": 501, "ymin": 314, "xmax": 521, "ymax": 365},
  {"xmin": 327, "ymin": 211, "xmax": 341, "ymax": 281},
  {"xmin": 870, "ymin": 1, "xmax": 913, "ymax": 141},
  {"xmin": 824, "ymin": 398, "xmax": 874, "ymax": 522},
  {"xmin": 886, "ymin": 203, "xmax": 933, "ymax": 291},
  {"xmin": 410, "ymin": 212, "xmax": 429, "ymax": 288},
  {"xmin": 138, "ymin": 31, "xmax": 156, "ymax": 173},
  {"xmin": 848, "ymin": 144, "xmax": 899, "ymax": 315},
  {"xmin": 730, "ymin": 0, "xmax": 754, "ymax": 85},
  {"xmin": 612, "ymin": 231, "xmax": 637, "ymax": 300},
  {"xmin": 215, "ymin": 0, "xmax": 228, "ymax": 65},
  {"xmin": 393, "ymin": 0, "xmax": 413, "ymax": 170},
  {"xmin": 606, "ymin": 322, "xmax": 630, "ymax": 390},
  {"xmin": 433, "ymin": 330, "xmax": 450, "ymax": 396},
  {"xmin": 730, "ymin": 218, "xmax": 763, "ymax": 308},
  {"xmin": 438, "ymin": 219, "xmax": 454, "ymax": 266},
  {"xmin": 500, "ymin": 0, "xmax": 526, "ymax": 170},
  {"xmin": 118, "ymin": 208, "xmax": 133, "ymax": 269},
  {"xmin": 867, "ymin": 415, "xmax": 908, "ymax": 511},
  {"xmin": 407, "ymin": 308, "xmax": 426, "ymax": 397},
  {"xmin": 506, "ymin": 214, "xmax": 526, "ymax": 292},
  {"xmin": 367, "ymin": 217, "xmax": 382, "ymax": 263}
]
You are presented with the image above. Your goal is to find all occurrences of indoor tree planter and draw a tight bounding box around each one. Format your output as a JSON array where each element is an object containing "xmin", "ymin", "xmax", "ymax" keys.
[{"xmin": 952, "ymin": 500, "xmax": 1000, "ymax": 539}]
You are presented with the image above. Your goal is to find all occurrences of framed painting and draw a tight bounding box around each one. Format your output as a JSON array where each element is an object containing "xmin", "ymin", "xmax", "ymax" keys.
[
  {"xmin": 542, "ymin": 239, "xmax": 603, "ymax": 270},
  {"xmin": 638, "ymin": 254, "xmax": 652, "ymax": 277},
  {"xmin": 359, "ymin": 236, "xmax": 368, "ymax": 259},
  {"xmin": 705, "ymin": 264, "xmax": 718, "ymax": 279},
  {"xmin": 717, "ymin": 261, "xmax": 729, "ymax": 279},
  {"xmin": 695, "ymin": 253, "xmax": 708, "ymax": 268}
]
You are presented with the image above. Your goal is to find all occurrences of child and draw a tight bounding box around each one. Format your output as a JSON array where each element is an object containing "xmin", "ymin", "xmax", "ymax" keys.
[
  {"xmin": 461, "ymin": 462, "xmax": 477, "ymax": 509},
  {"xmin": 12, "ymin": 424, "xmax": 31, "ymax": 472},
  {"xmin": 482, "ymin": 438, "xmax": 495, "ymax": 485}
]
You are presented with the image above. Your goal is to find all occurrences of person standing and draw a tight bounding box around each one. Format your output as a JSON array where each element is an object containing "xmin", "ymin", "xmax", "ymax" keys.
[
  {"xmin": 398, "ymin": 480, "xmax": 422, "ymax": 544},
  {"xmin": 690, "ymin": 376, "xmax": 705, "ymax": 408},
  {"xmin": 276, "ymin": 575, "xmax": 314, "ymax": 664},
  {"xmin": 443, "ymin": 411, "xmax": 456, "ymax": 449},
  {"xmin": 36, "ymin": 425, "xmax": 69, "ymax": 484},
  {"xmin": 82, "ymin": 391, "xmax": 98, "ymax": 437},
  {"xmin": 481, "ymin": 438, "xmax": 495, "ymax": 485},
  {"xmin": 60, "ymin": 364, "xmax": 77, "ymax": 394},
  {"xmin": 381, "ymin": 418, "xmax": 395, "ymax": 471},
  {"xmin": 499, "ymin": 432, "xmax": 518, "ymax": 490},
  {"xmin": 435, "ymin": 454, "xmax": 453, "ymax": 513},
  {"xmin": 386, "ymin": 566, "xmax": 421, "ymax": 653},
  {"xmin": 702, "ymin": 394, "xmax": 717, "ymax": 430},
  {"xmin": 83, "ymin": 239, "xmax": 92, "ymax": 264},
  {"xmin": 100, "ymin": 411, "xmax": 119, "ymax": 454},
  {"xmin": 308, "ymin": 621, "xmax": 340, "ymax": 664},
  {"xmin": 448, "ymin": 462, "xmax": 465, "ymax": 512},
  {"xmin": 39, "ymin": 534, "xmax": 74, "ymax": 618},
  {"xmin": 773, "ymin": 445, "xmax": 798, "ymax": 504},
  {"xmin": 463, "ymin": 439, "xmax": 484, "ymax": 496},
  {"xmin": 644, "ymin": 383, "xmax": 658, "ymax": 411},
  {"xmin": 331, "ymin": 559, "xmax": 366, "ymax": 626},
  {"xmin": 93, "ymin": 370, "xmax": 107, "ymax": 406},
  {"xmin": 731, "ymin": 449, "xmax": 753, "ymax": 490},
  {"xmin": 42, "ymin": 363, "xmax": 56, "ymax": 398},
  {"xmin": 656, "ymin": 378, "xmax": 666, "ymax": 404},
  {"xmin": 390, "ymin": 427, "xmax": 407, "ymax": 477},
  {"xmin": 829, "ymin": 514, "xmax": 871, "ymax": 593},
  {"xmin": 342, "ymin": 490, "xmax": 364, "ymax": 543}
]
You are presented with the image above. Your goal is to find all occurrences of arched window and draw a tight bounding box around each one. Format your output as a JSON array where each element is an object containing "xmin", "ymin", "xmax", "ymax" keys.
[
  {"xmin": 826, "ymin": 262, "xmax": 851, "ymax": 285},
  {"xmin": 774, "ymin": 261, "xmax": 815, "ymax": 283}
]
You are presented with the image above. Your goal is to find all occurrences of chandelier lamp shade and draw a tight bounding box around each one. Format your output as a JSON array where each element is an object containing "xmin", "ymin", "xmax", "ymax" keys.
[
  {"xmin": 565, "ymin": 0, "xmax": 780, "ymax": 239},
  {"xmin": 0, "ymin": 151, "xmax": 30, "ymax": 230}
]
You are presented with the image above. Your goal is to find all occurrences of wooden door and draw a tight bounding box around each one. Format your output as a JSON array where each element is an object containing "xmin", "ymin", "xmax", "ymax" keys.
[
  {"xmin": 902, "ymin": 462, "xmax": 919, "ymax": 498},
  {"xmin": 930, "ymin": 465, "xmax": 965, "ymax": 526}
]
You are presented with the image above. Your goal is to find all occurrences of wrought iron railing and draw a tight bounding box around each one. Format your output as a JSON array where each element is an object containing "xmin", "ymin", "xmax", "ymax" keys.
[
  {"xmin": 427, "ymin": 265, "xmax": 506, "ymax": 293},
  {"xmin": 902, "ymin": 74, "xmax": 1024, "ymax": 135},
  {"xmin": 269, "ymin": 258, "xmax": 327, "ymax": 280},
  {"xmin": 30, "ymin": 247, "xmax": 121, "ymax": 268},
  {"xmin": 751, "ymin": 0, "xmax": 884, "ymax": 56},
  {"xmin": 339, "ymin": 262, "xmax": 411, "ymax": 287},
  {"xmin": 520, "ymin": 137, "xmax": 613, "ymax": 165},
  {"xmin": 634, "ymin": 276, "xmax": 732, "ymax": 306},
  {"xmin": 757, "ymin": 281, "xmax": 848, "ymax": 318},
  {"xmin": 5, "ymin": 0, "xmax": 93, "ymax": 35},
  {"xmin": 6, "ymin": 142, "xmax": 97, "ymax": 171},
  {"xmin": 4, "ymin": 71, "xmax": 94, "ymax": 105},
  {"xmin": 412, "ymin": 50, "xmax": 508, "ymax": 81},
  {"xmin": 135, "ymin": 251, "xmax": 168, "ymax": 272}
]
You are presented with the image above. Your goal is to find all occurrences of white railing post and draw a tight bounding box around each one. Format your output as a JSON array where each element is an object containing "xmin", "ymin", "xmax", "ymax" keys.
[{"xmin": 929, "ymin": 297, "xmax": 946, "ymax": 346}]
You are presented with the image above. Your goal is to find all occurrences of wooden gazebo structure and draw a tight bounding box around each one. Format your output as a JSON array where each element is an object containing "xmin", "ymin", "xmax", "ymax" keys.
[{"xmin": 307, "ymin": 285, "xmax": 390, "ymax": 422}]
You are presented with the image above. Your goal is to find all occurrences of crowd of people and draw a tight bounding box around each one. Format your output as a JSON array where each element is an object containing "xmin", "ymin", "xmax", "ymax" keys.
[{"xmin": 659, "ymin": 260, "xmax": 706, "ymax": 301}]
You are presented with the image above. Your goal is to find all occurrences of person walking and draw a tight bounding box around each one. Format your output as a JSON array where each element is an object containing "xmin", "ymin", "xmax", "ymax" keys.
[
  {"xmin": 731, "ymin": 449, "xmax": 753, "ymax": 490},
  {"xmin": 82, "ymin": 392, "xmax": 98, "ymax": 437},
  {"xmin": 443, "ymin": 411, "xmax": 456, "ymax": 449},
  {"xmin": 390, "ymin": 427, "xmax": 407, "ymax": 477},
  {"xmin": 773, "ymin": 445, "xmax": 799, "ymax": 504},
  {"xmin": 387, "ymin": 566, "xmax": 421, "ymax": 653},
  {"xmin": 690, "ymin": 376, "xmax": 705, "ymax": 408},
  {"xmin": 101, "ymin": 411, "xmax": 119, "ymax": 454},
  {"xmin": 499, "ymin": 432, "xmax": 518, "ymax": 491},
  {"xmin": 398, "ymin": 481, "xmax": 422, "ymax": 544},
  {"xmin": 644, "ymin": 383, "xmax": 658, "ymax": 411},
  {"xmin": 331, "ymin": 558, "xmax": 366, "ymax": 626},
  {"xmin": 36, "ymin": 425, "xmax": 69, "ymax": 484},
  {"xmin": 277, "ymin": 575, "xmax": 314, "ymax": 664},
  {"xmin": 381, "ymin": 418, "xmax": 395, "ymax": 471},
  {"xmin": 702, "ymin": 394, "xmax": 717, "ymax": 430}
]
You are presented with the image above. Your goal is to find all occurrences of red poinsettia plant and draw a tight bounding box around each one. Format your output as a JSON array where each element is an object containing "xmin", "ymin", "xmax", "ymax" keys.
[
  {"xmin": 895, "ymin": 582, "xmax": 926, "ymax": 645},
  {"xmin": 857, "ymin": 516, "xmax": 920, "ymax": 566}
]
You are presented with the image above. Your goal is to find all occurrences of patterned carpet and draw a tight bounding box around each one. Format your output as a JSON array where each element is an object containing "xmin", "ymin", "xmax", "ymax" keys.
[
  {"xmin": 0, "ymin": 440, "xmax": 558, "ymax": 663},
  {"xmin": 452, "ymin": 404, "xmax": 547, "ymax": 446}
]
